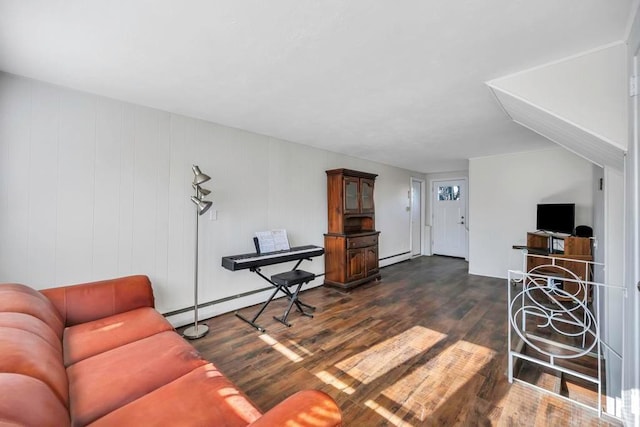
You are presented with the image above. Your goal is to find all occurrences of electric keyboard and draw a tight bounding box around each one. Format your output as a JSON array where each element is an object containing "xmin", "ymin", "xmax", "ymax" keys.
[{"xmin": 221, "ymin": 245, "xmax": 324, "ymax": 271}]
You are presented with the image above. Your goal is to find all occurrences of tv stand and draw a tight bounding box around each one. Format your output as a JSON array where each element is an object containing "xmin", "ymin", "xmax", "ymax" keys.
[
  {"xmin": 533, "ymin": 231, "xmax": 571, "ymax": 254},
  {"xmin": 524, "ymin": 231, "xmax": 593, "ymax": 301}
]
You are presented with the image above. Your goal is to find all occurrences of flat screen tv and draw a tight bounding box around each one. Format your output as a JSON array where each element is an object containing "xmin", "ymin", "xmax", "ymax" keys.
[{"xmin": 536, "ymin": 203, "xmax": 575, "ymax": 235}]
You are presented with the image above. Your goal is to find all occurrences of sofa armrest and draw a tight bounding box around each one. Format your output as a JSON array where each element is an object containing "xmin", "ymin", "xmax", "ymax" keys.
[
  {"xmin": 40, "ymin": 275, "xmax": 155, "ymax": 327},
  {"xmin": 248, "ymin": 390, "xmax": 342, "ymax": 427}
]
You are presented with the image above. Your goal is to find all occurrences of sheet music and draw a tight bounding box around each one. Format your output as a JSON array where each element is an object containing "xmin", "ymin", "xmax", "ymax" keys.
[{"xmin": 255, "ymin": 229, "xmax": 290, "ymax": 253}]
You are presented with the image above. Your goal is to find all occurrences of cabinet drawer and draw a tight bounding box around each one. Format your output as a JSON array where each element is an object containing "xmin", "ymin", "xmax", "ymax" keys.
[{"xmin": 347, "ymin": 235, "xmax": 378, "ymax": 249}]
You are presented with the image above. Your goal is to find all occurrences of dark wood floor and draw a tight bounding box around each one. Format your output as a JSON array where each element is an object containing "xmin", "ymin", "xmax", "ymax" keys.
[{"xmin": 181, "ymin": 256, "xmax": 620, "ymax": 426}]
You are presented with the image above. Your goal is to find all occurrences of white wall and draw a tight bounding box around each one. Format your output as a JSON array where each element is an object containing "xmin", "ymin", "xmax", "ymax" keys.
[
  {"xmin": 602, "ymin": 166, "xmax": 625, "ymax": 416},
  {"xmin": 591, "ymin": 163, "xmax": 626, "ymax": 416},
  {"xmin": 0, "ymin": 72, "xmax": 420, "ymax": 322},
  {"xmin": 468, "ymin": 147, "xmax": 594, "ymax": 279}
]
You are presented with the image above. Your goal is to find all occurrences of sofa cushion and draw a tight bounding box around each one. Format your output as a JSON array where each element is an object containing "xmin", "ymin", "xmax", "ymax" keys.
[
  {"xmin": 67, "ymin": 330, "xmax": 208, "ymax": 426},
  {"xmin": 90, "ymin": 363, "xmax": 262, "ymax": 427},
  {"xmin": 63, "ymin": 307, "xmax": 174, "ymax": 366},
  {"xmin": 0, "ymin": 312, "xmax": 62, "ymax": 353},
  {"xmin": 0, "ymin": 326, "xmax": 69, "ymax": 407},
  {"xmin": 0, "ymin": 373, "xmax": 70, "ymax": 427},
  {"xmin": 0, "ymin": 283, "xmax": 65, "ymax": 338}
]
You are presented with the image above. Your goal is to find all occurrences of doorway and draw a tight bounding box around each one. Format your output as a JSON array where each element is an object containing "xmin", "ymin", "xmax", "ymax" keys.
[
  {"xmin": 431, "ymin": 178, "xmax": 467, "ymax": 258},
  {"xmin": 410, "ymin": 178, "xmax": 424, "ymax": 257}
]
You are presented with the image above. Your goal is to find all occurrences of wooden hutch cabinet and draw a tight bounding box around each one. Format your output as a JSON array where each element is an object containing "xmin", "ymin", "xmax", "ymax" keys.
[{"xmin": 324, "ymin": 169, "xmax": 381, "ymax": 290}]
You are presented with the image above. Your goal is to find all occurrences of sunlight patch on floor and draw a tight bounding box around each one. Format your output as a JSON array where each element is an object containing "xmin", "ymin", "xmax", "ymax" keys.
[
  {"xmin": 287, "ymin": 339, "xmax": 314, "ymax": 356},
  {"xmin": 259, "ymin": 333, "xmax": 304, "ymax": 363},
  {"xmin": 314, "ymin": 370, "xmax": 356, "ymax": 395},
  {"xmin": 365, "ymin": 399, "xmax": 411, "ymax": 426},
  {"xmin": 379, "ymin": 340, "xmax": 496, "ymax": 422},
  {"xmin": 335, "ymin": 325, "xmax": 446, "ymax": 385}
]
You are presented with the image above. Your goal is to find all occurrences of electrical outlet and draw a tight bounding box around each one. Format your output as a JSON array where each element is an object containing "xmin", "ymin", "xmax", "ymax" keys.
[{"xmin": 209, "ymin": 210, "xmax": 217, "ymax": 221}]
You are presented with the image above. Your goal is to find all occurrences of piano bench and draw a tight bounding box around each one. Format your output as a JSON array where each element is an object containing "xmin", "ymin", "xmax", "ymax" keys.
[
  {"xmin": 271, "ymin": 270, "xmax": 315, "ymax": 287},
  {"xmin": 271, "ymin": 270, "xmax": 315, "ymax": 327}
]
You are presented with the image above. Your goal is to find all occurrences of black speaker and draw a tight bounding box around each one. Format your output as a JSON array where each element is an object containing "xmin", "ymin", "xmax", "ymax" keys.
[{"xmin": 574, "ymin": 225, "xmax": 593, "ymax": 238}]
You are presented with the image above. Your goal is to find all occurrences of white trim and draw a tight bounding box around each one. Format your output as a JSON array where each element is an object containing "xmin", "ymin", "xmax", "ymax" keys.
[
  {"xmin": 621, "ymin": 37, "xmax": 640, "ymax": 426},
  {"xmin": 487, "ymin": 85, "xmax": 627, "ymax": 152},
  {"xmin": 429, "ymin": 177, "xmax": 469, "ymax": 260},
  {"xmin": 379, "ymin": 253, "xmax": 412, "ymax": 268},
  {"xmin": 625, "ymin": 0, "xmax": 640, "ymax": 42},
  {"xmin": 409, "ymin": 177, "xmax": 426, "ymax": 257},
  {"xmin": 166, "ymin": 281, "xmax": 326, "ymax": 328},
  {"xmin": 485, "ymin": 41, "xmax": 626, "ymax": 87}
]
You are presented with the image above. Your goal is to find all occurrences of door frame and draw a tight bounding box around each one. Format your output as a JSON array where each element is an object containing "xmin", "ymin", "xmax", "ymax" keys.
[
  {"xmin": 410, "ymin": 177, "xmax": 426, "ymax": 257},
  {"xmin": 430, "ymin": 177, "xmax": 469, "ymax": 260},
  {"xmin": 621, "ymin": 20, "xmax": 640, "ymax": 424}
]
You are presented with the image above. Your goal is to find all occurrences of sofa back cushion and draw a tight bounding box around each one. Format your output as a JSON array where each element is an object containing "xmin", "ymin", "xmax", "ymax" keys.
[
  {"xmin": 0, "ymin": 284, "xmax": 69, "ymax": 412},
  {"xmin": 41, "ymin": 275, "xmax": 155, "ymax": 326},
  {"xmin": 0, "ymin": 326, "xmax": 70, "ymax": 408},
  {"xmin": 0, "ymin": 312, "xmax": 62, "ymax": 354},
  {"xmin": 0, "ymin": 373, "xmax": 70, "ymax": 427},
  {"xmin": 0, "ymin": 283, "xmax": 65, "ymax": 338}
]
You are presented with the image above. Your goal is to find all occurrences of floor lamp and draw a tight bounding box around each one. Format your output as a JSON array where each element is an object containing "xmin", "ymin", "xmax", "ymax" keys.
[{"xmin": 183, "ymin": 165, "xmax": 212, "ymax": 340}]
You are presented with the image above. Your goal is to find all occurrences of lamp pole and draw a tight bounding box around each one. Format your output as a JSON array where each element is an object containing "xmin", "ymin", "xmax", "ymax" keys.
[{"xmin": 183, "ymin": 166, "xmax": 211, "ymax": 340}]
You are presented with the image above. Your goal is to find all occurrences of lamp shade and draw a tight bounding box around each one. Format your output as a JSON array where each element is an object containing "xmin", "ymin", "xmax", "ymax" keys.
[
  {"xmin": 191, "ymin": 196, "xmax": 212, "ymax": 215},
  {"xmin": 192, "ymin": 184, "xmax": 211, "ymax": 197},
  {"xmin": 192, "ymin": 165, "xmax": 211, "ymax": 185}
]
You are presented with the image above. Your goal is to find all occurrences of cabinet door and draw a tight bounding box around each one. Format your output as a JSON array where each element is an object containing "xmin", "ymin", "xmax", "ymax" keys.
[
  {"xmin": 365, "ymin": 245, "xmax": 378, "ymax": 275},
  {"xmin": 527, "ymin": 233, "xmax": 549, "ymax": 251},
  {"xmin": 564, "ymin": 236, "xmax": 592, "ymax": 256},
  {"xmin": 346, "ymin": 249, "xmax": 365, "ymax": 281},
  {"xmin": 360, "ymin": 178, "xmax": 375, "ymax": 213},
  {"xmin": 344, "ymin": 177, "xmax": 360, "ymax": 214}
]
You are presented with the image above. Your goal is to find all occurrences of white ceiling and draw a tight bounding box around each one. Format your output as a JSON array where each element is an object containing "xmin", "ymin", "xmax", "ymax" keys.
[{"xmin": 0, "ymin": 1, "xmax": 634, "ymax": 173}]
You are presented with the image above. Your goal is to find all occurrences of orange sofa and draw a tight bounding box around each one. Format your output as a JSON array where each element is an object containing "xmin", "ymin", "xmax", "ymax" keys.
[{"xmin": 0, "ymin": 275, "xmax": 342, "ymax": 426}]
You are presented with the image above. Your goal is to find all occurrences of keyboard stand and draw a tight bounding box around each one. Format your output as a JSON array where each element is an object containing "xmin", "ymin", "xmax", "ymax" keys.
[{"xmin": 235, "ymin": 258, "xmax": 316, "ymax": 332}]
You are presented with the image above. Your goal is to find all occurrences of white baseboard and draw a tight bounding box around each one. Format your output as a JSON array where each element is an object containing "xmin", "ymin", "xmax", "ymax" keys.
[
  {"xmin": 167, "ymin": 255, "xmax": 413, "ymax": 328},
  {"xmin": 165, "ymin": 282, "xmax": 324, "ymax": 328}
]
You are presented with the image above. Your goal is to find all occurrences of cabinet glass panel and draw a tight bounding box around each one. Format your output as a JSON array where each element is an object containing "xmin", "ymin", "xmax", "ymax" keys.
[
  {"xmin": 361, "ymin": 180, "xmax": 374, "ymax": 211},
  {"xmin": 345, "ymin": 179, "xmax": 359, "ymax": 211}
]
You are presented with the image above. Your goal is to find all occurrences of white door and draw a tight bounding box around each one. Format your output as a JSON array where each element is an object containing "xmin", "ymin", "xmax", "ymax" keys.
[
  {"xmin": 410, "ymin": 179, "xmax": 423, "ymax": 257},
  {"xmin": 432, "ymin": 179, "xmax": 467, "ymax": 258}
]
